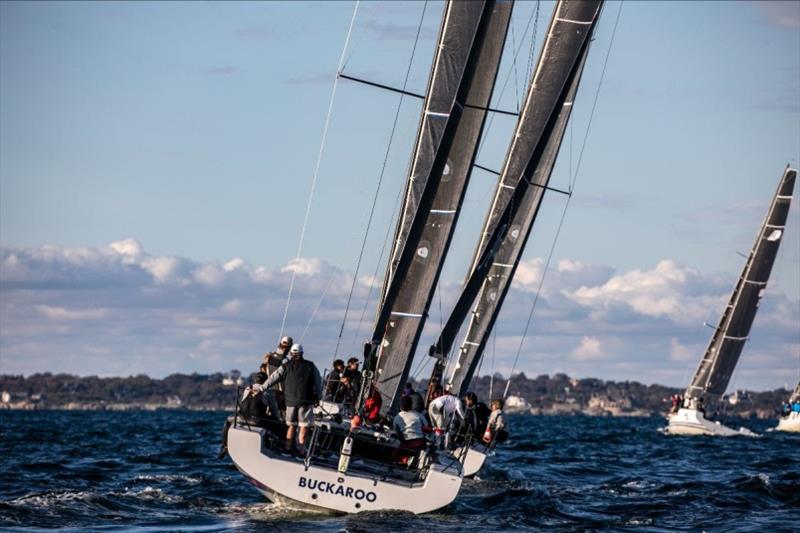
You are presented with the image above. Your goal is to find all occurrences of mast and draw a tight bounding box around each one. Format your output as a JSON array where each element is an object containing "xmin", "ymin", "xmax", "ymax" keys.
[
  {"xmin": 684, "ymin": 166, "xmax": 797, "ymax": 409},
  {"xmin": 367, "ymin": 1, "xmax": 513, "ymax": 415},
  {"xmin": 429, "ymin": 0, "xmax": 604, "ymax": 397}
]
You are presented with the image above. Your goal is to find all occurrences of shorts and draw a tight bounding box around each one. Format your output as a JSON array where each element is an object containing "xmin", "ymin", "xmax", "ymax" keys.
[{"xmin": 286, "ymin": 404, "xmax": 314, "ymax": 427}]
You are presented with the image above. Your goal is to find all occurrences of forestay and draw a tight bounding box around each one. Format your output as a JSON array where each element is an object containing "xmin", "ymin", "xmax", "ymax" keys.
[
  {"xmin": 685, "ymin": 167, "xmax": 797, "ymax": 404},
  {"xmin": 429, "ymin": 0, "xmax": 604, "ymax": 396},
  {"xmin": 369, "ymin": 1, "xmax": 513, "ymax": 415}
]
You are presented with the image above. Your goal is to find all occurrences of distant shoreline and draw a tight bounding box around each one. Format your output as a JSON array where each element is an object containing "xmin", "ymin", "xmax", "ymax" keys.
[{"xmin": 1, "ymin": 371, "xmax": 791, "ymax": 419}]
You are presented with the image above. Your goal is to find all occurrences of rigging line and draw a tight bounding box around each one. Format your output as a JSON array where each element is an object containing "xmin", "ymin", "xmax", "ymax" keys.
[
  {"xmin": 412, "ymin": 349, "xmax": 434, "ymax": 381},
  {"xmin": 474, "ymin": 164, "xmax": 571, "ymax": 195},
  {"xmin": 489, "ymin": 329, "xmax": 496, "ymax": 400},
  {"xmin": 349, "ymin": 128, "xmax": 412, "ymax": 352},
  {"xmin": 475, "ymin": 4, "xmax": 539, "ymax": 159},
  {"xmin": 571, "ymin": 0, "xmax": 623, "ymax": 187},
  {"xmin": 336, "ymin": 0, "xmax": 430, "ymax": 357},
  {"xmin": 279, "ymin": 1, "xmax": 360, "ymax": 341},
  {"xmin": 350, "ymin": 188, "xmax": 401, "ymax": 352},
  {"xmin": 338, "ymin": 74, "xmax": 520, "ymax": 116},
  {"xmin": 472, "ymin": 343, "xmax": 485, "ymax": 392},
  {"xmin": 510, "ymin": 13, "xmax": 521, "ymax": 113},
  {"xmin": 569, "ymin": 118, "xmax": 573, "ymax": 191},
  {"xmin": 300, "ymin": 273, "xmax": 337, "ymax": 342},
  {"xmin": 504, "ymin": 2, "xmax": 623, "ymax": 399},
  {"xmin": 410, "ymin": 279, "xmax": 443, "ymax": 383},
  {"xmin": 527, "ymin": 0, "xmax": 541, "ymax": 83}
]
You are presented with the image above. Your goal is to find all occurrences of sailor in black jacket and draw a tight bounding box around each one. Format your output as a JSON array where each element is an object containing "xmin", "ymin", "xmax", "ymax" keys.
[{"xmin": 263, "ymin": 343, "xmax": 322, "ymax": 455}]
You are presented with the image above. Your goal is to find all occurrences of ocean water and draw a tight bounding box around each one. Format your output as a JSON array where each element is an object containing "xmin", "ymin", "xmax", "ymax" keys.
[{"xmin": 1, "ymin": 410, "xmax": 798, "ymax": 532}]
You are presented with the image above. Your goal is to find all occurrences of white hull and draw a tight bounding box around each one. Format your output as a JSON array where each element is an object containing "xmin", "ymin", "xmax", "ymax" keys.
[
  {"xmin": 228, "ymin": 425, "xmax": 463, "ymax": 514},
  {"xmin": 775, "ymin": 411, "xmax": 800, "ymax": 433},
  {"xmin": 664, "ymin": 408, "xmax": 758, "ymax": 437},
  {"xmin": 455, "ymin": 444, "xmax": 489, "ymax": 477}
]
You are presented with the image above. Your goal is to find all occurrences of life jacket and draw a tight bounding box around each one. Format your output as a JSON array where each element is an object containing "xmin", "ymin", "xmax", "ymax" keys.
[
  {"xmin": 282, "ymin": 358, "xmax": 318, "ymax": 407},
  {"xmin": 364, "ymin": 389, "xmax": 382, "ymax": 422}
]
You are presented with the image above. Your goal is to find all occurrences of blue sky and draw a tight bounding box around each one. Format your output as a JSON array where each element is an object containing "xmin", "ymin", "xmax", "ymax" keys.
[{"xmin": 1, "ymin": 1, "xmax": 798, "ymax": 391}]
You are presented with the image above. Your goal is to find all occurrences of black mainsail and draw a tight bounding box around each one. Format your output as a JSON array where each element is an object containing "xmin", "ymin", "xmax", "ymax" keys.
[
  {"xmin": 684, "ymin": 166, "xmax": 797, "ymax": 408},
  {"xmin": 428, "ymin": 0, "xmax": 604, "ymax": 397},
  {"xmin": 368, "ymin": 0, "xmax": 513, "ymax": 415}
]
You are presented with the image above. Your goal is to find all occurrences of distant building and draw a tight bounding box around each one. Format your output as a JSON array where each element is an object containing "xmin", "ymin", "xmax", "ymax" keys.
[
  {"xmin": 505, "ymin": 395, "xmax": 530, "ymax": 412},
  {"xmin": 727, "ymin": 390, "xmax": 751, "ymax": 406},
  {"xmin": 166, "ymin": 395, "xmax": 182, "ymax": 407},
  {"xmin": 222, "ymin": 371, "xmax": 245, "ymax": 387},
  {"xmin": 1, "ymin": 391, "xmax": 10, "ymax": 404}
]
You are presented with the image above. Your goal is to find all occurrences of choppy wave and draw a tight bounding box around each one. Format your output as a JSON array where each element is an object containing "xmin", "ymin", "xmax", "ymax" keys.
[{"xmin": 1, "ymin": 410, "xmax": 798, "ymax": 531}]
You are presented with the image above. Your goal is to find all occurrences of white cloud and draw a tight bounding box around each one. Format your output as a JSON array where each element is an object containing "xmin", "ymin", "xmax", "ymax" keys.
[
  {"xmin": 759, "ymin": 1, "xmax": 800, "ymax": 29},
  {"xmin": 557, "ymin": 259, "xmax": 584, "ymax": 273},
  {"xmin": 566, "ymin": 260, "xmax": 722, "ymax": 324},
  {"xmin": 572, "ymin": 336, "xmax": 605, "ymax": 360},
  {"xmin": 1, "ymin": 242, "xmax": 797, "ymax": 390},
  {"xmin": 36, "ymin": 305, "xmax": 109, "ymax": 321},
  {"xmin": 142, "ymin": 256, "xmax": 184, "ymax": 283},
  {"xmin": 282, "ymin": 257, "xmax": 326, "ymax": 276},
  {"xmin": 513, "ymin": 258, "xmax": 544, "ymax": 289},
  {"xmin": 223, "ymin": 258, "xmax": 245, "ymax": 272},
  {"xmin": 220, "ymin": 299, "xmax": 241, "ymax": 315},
  {"xmin": 109, "ymin": 238, "xmax": 143, "ymax": 261},
  {"xmin": 669, "ymin": 337, "xmax": 695, "ymax": 362},
  {"xmin": 193, "ymin": 263, "xmax": 225, "ymax": 286}
]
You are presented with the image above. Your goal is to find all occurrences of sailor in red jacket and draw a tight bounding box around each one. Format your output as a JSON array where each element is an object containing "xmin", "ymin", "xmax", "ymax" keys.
[{"xmin": 363, "ymin": 387, "xmax": 383, "ymax": 423}]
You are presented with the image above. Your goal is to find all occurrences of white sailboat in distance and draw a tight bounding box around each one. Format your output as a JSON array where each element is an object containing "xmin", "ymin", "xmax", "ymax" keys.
[
  {"xmin": 775, "ymin": 382, "xmax": 800, "ymax": 433},
  {"xmin": 666, "ymin": 166, "xmax": 796, "ymax": 437}
]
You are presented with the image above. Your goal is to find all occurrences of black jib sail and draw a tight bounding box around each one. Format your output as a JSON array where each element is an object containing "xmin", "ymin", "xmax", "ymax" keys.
[
  {"xmin": 685, "ymin": 166, "xmax": 797, "ymax": 406},
  {"xmin": 429, "ymin": 0, "xmax": 604, "ymax": 397},
  {"xmin": 367, "ymin": 1, "xmax": 513, "ymax": 415}
]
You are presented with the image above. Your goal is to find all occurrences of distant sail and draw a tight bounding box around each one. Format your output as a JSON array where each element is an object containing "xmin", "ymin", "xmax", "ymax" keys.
[
  {"xmin": 369, "ymin": 1, "xmax": 513, "ymax": 415},
  {"xmin": 790, "ymin": 382, "xmax": 800, "ymax": 404},
  {"xmin": 430, "ymin": 0, "xmax": 603, "ymax": 397},
  {"xmin": 685, "ymin": 166, "xmax": 797, "ymax": 405}
]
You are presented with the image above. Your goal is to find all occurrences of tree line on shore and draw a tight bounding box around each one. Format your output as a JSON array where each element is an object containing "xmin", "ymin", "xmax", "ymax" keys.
[{"xmin": 0, "ymin": 371, "xmax": 790, "ymax": 418}]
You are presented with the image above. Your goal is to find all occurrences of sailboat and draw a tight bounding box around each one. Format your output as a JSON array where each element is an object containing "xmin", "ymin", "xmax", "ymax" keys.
[
  {"xmin": 427, "ymin": 0, "xmax": 603, "ymax": 476},
  {"xmin": 666, "ymin": 166, "xmax": 797, "ymax": 437},
  {"xmin": 775, "ymin": 382, "xmax": 800, "ymax": 433},
  {"xmin": 227, "ymin": 0, "xmax": 514, "ymax": 514}
]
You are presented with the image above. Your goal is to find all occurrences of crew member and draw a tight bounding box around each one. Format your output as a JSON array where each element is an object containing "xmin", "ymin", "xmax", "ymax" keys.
[
  {"xmin": 483, "ymin": 398, "xmax": 509, "ymax": 445},
  {"xmin": 262, "ymin": 336, "xmax": 293, "ymax": 417},
  {"xmin": 344, "ymin": 357, "xmax": 362, "ymax": 397},
  {"xmin": 263, "ymin": 343, "xmax": 322, "ymax": 455},
  {"xmin": 427, "ymin": 389, "xmax": 464, "ymax": 449},
  {"xmin": 392, "ymin": 395, "xmax": 427, "ymax": 464},
  {"xmin": 324, "ymin": 359, "xmax": 345, "ymax": 401}
]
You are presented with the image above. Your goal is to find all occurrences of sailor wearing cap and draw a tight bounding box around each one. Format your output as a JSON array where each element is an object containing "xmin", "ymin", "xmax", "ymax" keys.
[
  {"xmin": 263, "ymin": 343, "xmax": 323, "ymax": 455},
  {"xmin": 262, "ymin": 336, "xmax": 294, "ymax": 418}
]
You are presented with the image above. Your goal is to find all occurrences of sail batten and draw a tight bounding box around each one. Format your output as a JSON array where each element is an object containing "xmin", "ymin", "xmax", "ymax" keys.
[
  {"xmin": 685, "ymin": 166, "xmax": 797, "ymax": 406},
  {"xmin": 428, "ymin": 0, "xmax": 603, "ymax": 397},
  {"xmin": 368, "ymin": 0, "xmax": 514, "ymax": 415}
]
